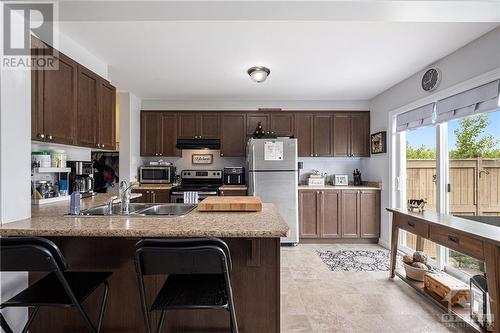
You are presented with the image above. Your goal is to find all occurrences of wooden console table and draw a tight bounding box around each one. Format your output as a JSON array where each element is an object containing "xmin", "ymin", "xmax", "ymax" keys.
[{"xmin": 387, "ymin": 208, "xmax": 500, "ymax": 333}]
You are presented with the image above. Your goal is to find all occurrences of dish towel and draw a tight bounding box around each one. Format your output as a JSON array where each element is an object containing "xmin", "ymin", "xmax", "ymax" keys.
[{"xmin": 183, "ymin": 192, "xmax": 199, "ymax": 204}]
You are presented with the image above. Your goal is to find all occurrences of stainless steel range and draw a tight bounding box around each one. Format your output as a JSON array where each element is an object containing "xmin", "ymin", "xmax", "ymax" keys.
[{"xmin": 170, "ymin": 170, "xmax": 223, "ymax": 203}]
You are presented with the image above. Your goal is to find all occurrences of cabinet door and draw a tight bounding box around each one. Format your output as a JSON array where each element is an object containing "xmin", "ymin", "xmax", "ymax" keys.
[
  {"xmin": 76, "ymin": 66, "xmax": 99, "ymax": 148},
  {"xmin": 42, "ymin": 51, "xmax": 77, "ymax": 145},
  {"xmin": 294, "ymin": 113, "xmax": 314, "ymax": 157},
  {"xmin": 246, "ymin": 113, "xmax": 269, "ymax": 136},
  {"xmin": 140, "ymin": 112, "xmax": 161, "ymax": 156},
  {"xmin": 350, "ymin": 112, "xmax": 370, "ymax": 157},
  {"xmin": 360, "ymin": 190, "xmax": 380, "ymax": 238},
  {"xmin": 151, "ymin": 190, "xmax": 170, "ymax": 203},
  {"xmin": 341, "ymin": 190, "xmax": 360, "ymax": 238},
  {"xmin": 199, "ymin": 113, "xmax": 220, "ymax": 139},
  {"xmin": 220, "ymin": 113, "xmax": 246, "ymax": 157},
  {"xmin": 132, "ymin": 189, "xmax": 150, "ymax": 203},
  {"xmin": 333, "ymin": 113, "xmax": 350, "ymax": 157},
  {"xmin": 299, "ymin": 191, "xmax": 320, "ymax": 238},
  {"xmin": 31, "ymin": 38, "xmax": 44, "ymax": 140},
  {"xmin": 178, "ymin": 113, "xmax": 198, "ymax": 138},
  {"xmin": 98, "ymin": 80, "xmax": 116, "ymax": 150},
  {"xmin": 160, "ymin": 113, "xmax": 180, "ymax": 157},
  {"xmin": 313, "ymin": 113, "xmax": 333, "ymax": 157},
  {"xmin": 270, "ymin": 113, "xmax": 294, "ymax": 136},
  {"xmin": 321, "ymin": 190, "xmax": 341, "ymax": 238}
]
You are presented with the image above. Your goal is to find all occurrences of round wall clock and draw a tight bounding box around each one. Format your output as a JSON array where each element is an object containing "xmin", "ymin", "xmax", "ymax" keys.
[{"xmin": 421, "ymin": 68, "xmax": 441, "ymax": 92}]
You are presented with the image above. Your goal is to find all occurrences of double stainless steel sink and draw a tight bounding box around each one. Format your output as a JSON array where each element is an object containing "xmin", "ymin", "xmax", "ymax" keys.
[{"xmin": 76, "ymin": 203, "xmax": 196, "ymax": 217}]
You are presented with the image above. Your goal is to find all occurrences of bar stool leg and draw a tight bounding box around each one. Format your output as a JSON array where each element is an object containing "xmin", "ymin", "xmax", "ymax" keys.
[
  {"xmin": 96, "ymin": 281, "xmax": 109, "ymax": 333},
  {"xmin": 21, "ymin": 307, "xmax": 39, "ymax": 333},
  {"xmin": 0, "ymin": 312, "xmax": 13, "ymax": 333},
  {"xmin": 156, "ymin": 309, "xmax": 166, "ymax": 333}
]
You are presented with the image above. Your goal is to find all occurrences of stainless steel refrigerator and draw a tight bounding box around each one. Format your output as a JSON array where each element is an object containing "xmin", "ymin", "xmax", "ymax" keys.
[{"xmin": 247, "ymin": 138, "xmax": 299, "ymax": 244}]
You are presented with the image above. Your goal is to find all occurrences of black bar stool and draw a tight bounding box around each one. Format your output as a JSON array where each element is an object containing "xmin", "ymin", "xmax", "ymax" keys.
[
  {"xmin": 134, "ymin": 238, "xmax": 238, "ymax": 333},
  {"xmin": 0, "ymin": 237, "xmax": 111, "ymax": 333}
]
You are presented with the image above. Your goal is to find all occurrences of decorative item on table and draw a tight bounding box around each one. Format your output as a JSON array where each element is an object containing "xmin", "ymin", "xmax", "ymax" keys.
[
  {"xmin": 407, "ymin": 198, "xmax": 427, "ymax": 212},
  {"xmin": 370, "ymin": 131, "xmax": 386, "ymax": 154},
  {"xmin": 192, "ymin": 154, "xmax": 213, "ymax": 165},
  {"xmin": 402, "ymin": 251, "xmax": 434, "ymax": 282},
  {"xmin": 470, "ymin": 274, "xmax": 495, "ymax": 332},
  {"xmin": 252, "ymin": 122, "xmax": 266, "ymax": 139},
  {"xmin": 333, "ymin": 174, "xmax": 349, "ymax": 186},
  {"xmin": 353, "ymin": 169, "xmax": 362, "ymax": 186},
  {"xmin": 424, "ymin": 273, "xmax": 470, "ymax": 305}
]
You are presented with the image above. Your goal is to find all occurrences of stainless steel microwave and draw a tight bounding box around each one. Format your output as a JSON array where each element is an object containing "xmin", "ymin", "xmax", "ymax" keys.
[{"xmin": 139, "ymin": 166, "xmax": 175, "ymax": 184}]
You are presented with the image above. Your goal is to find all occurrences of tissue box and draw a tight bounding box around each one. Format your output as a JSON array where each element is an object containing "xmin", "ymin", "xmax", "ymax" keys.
[{"xmin": 308, "ymin": 177, "xmax": 325, "ymax": 186}]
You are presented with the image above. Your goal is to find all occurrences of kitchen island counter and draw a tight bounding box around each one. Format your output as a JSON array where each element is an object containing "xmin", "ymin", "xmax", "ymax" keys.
[
  {"xmin": 0, "ymin": 193, "xmax": 286, "ymax": 333},
  {"xmin": 1, "ymin": 193, "xmax": 288, "ymax": 238}
]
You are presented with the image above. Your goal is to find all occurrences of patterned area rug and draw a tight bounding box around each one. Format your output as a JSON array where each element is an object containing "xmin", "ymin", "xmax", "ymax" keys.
[{"xmin": 317, "ymin": 249, "xmax": 398, "ymax": 272}]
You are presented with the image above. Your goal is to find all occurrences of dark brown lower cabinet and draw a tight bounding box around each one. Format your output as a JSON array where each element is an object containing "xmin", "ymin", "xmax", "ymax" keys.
[
  {"xmin": 299, "ymin": 189, "xmax": 380, "ymax": 241},
  {"xmin": 132, "ymin": 189, "xmax": 170, "ymax": 203}
]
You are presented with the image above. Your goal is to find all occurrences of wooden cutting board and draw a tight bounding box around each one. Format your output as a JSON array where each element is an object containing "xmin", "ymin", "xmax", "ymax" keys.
[{"xmin": 198, "ymin": 196, "xmax": 262, "ymax": 212}]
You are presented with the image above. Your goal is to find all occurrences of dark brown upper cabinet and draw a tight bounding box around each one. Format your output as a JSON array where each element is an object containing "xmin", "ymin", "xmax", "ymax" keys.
[
  {"xmin": 76, "ymin": 66, "xmax": 99, "ymax": 148},
  {"xmin": 32, "ymin": 36, "xmax": 116, "ymax": 149},
  {"xmin": 246, "ymin": 113, "xmax": 270, "ymax": 136},
  {"xmin": 141, "ymin": 112, "xmax": 162, "ymax": 156},
  {"xmin": 294, "ymin": 113, "xmax": 314, "ymax": 157},
  {"xmin": 220, "ymin": 113, "xmax": 246, "ymax": 157},
  {"xmin": 178, "ymin": 112, "xmax": 220, "ymax": 139},
  {"xmin": 313, "ymin": 113, "xmax": 334, "ymax": 157},
  {"xmin": 98, "ymin": 80, "xmax": 116, "ymax": 150},
  {"xmin": 350, "ymin": 112, "xmax": 370, "ymax": 157},
  {"xmin": 140, "ymin": 112, "xmax": 180, "ymax": 157},
  {"xmin": 32, "ymin": 39, "xmax": 77, "ymax": 145},
  {"xmin": 270, "ymin": 112, "xmax": 294, "ymax": 136},
  {"xmin": 333, "ymin": 112, "xmax": 370, "ymax": 157},
  {"xmin": 160, "ymin": 113, "xmax": 180, "ymax": 157}
]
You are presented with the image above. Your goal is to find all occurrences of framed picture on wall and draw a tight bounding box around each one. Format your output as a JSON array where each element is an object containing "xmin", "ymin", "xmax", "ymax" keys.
[
  {"xmin": 370, "ymin": 131, "xmax": 387, "ymax": 154},
  {"xmin": 192, "ymin": 154, "xmax": 213, "ymax": 164}
]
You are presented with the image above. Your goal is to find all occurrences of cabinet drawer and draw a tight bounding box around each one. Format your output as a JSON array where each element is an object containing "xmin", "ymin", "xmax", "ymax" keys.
[
  {"xmin": 398, "ymin": 216, "xmax": 429, "ymax": 238},
  {"xmin": 429, "ymin": 225, "xmax": 484, "ymax": 260},
  {"xmin": 220, "ymin": 190, "xmax": 247, "ymax": 196}
]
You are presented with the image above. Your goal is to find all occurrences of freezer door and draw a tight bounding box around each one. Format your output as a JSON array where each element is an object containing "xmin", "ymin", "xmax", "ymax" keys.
[
  {"xmin": 247, "ymin": 138, "xmax": 297, "ymax": 171},
  {"xmin": 248, "ymin": 171, "xmax": 298, "ymax": 244}
]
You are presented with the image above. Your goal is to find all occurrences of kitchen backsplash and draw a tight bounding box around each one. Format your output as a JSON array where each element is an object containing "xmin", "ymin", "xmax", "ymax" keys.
[
  {"xmin": 31, "ymin": 142, "xmax": 92, "ymax": 161},
  {"xmin": 143, "ymin": 150, "xmax": 363, "ymax": 185},
  {"xmin": 298, "ymin": 157, "xmax": 363, "ymax": 184},
  {"xmin": 142, "ymin": 150, "xmax": 245, "ymax": 172}
]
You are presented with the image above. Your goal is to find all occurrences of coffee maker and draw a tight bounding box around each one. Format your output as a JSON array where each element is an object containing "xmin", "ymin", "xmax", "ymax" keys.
[{"xmin": 68, "ymin": 161, "xmax": 95, "ymax": 198}]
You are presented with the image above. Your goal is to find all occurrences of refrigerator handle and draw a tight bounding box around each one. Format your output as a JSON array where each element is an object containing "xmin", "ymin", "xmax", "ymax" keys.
[{"xmin": 252, "ymin": 145, "xmax": 256, "ymax": 195}]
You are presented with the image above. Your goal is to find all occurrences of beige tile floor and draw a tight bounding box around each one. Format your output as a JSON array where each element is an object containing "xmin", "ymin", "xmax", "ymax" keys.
[{"xmin": 281, "ymin": 244, "xmax": 463, "ymax": 333}]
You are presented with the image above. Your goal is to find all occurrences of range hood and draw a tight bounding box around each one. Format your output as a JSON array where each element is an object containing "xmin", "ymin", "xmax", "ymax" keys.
[{"xmin": 176, "ymin": 138, "xmax": 221, "ymax": 150}]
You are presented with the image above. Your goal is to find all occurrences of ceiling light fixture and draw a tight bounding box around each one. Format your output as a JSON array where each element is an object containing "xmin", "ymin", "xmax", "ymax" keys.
[{"xmin": 248, "ymin": 66, "xmax": 270, "ymax": 83}]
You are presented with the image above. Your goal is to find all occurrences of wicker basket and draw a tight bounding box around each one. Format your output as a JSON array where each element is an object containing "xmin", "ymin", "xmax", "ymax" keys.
[{"xmin": 403, "ymin": 262, "xmax": 430, "ymax": 282}]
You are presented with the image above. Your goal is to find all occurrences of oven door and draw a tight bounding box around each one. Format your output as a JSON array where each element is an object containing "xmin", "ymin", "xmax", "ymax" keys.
[{"xmin": 140, "ymin": 167, "xmax": 171, "ymax": 183}]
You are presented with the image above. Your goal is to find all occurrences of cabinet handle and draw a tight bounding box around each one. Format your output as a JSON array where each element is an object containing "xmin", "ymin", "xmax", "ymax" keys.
[
  {"xmin": 152, "ymin": 191, "xmax": 156, "ymax": 203},
  {"xmin": 221, "ymin": 191, "xmax": 224, "ymax": 196},
  {"xmin": 448, "ymin": 235, "xmax": 460, "ymax": 244},
  {"xmin": 220, "ymin": 153, "xmax": 224, "ymax": 157},
  {"xmin": 315, "ymin": 154, "xmax": 318, "ymax": 157},
  {"xmin": 407, "ymin": 221, "xmax": 415, "ymax": 228},
  {"xmin": 38, "ymin": 133, "xmax": 45, "ymax": 139},
  {"xmin": 310, "ymin": 154, "xmax": 313, "ymax": 157},
  {"xmin": 48, "ymin": 135, "xmax": 53, "ymax": 140}
]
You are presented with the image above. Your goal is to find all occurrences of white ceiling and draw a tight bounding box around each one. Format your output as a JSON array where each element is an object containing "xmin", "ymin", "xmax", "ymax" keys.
[{"xmin": 58, "ymin": 2, "xmax": 499, "ymax": 101}]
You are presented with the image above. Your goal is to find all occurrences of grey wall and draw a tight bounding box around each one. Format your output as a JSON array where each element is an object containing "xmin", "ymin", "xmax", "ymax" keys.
[{"xmin": 363, "ymin": 26, "xmax": 500, "ymax": 247}]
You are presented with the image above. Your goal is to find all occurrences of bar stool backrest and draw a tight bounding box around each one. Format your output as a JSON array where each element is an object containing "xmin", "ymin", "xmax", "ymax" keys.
[
  {"xmin": 135, "ymin": 238, "xmax": 232, "ymax": 276},
  {"xmin": 0, "ymin": 237, "xmax": 68, "ymax": 272}
]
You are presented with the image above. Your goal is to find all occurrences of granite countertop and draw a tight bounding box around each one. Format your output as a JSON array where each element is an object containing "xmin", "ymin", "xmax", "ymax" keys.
[
  {"xmin": 298, "ymin": 185, "xmax": 381, "ymax": 191},
  {"xmin": 0, "ymin": 193, "xmax": 289, "ymax": 238}
]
